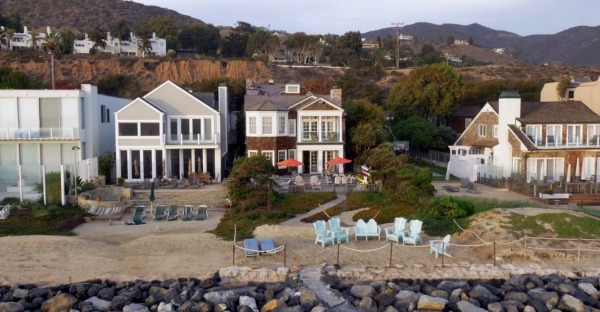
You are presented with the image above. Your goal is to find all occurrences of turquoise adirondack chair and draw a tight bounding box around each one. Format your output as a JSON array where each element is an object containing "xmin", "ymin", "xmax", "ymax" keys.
[
  {"xmin": 328, "ymin": 217, "xmax": 350, "ymax": 244},
  {"xmin": 384, "ymin": 217, "xmax": 407, "ymax": 244},
  {"xmin": 313, "ymin": 220, "xmax": 335, "ymax": 247},
  {"xmin": 430, "ymin": 234, "xmax": 452, "ymax": 258},
  {"xmin": 355, "ymin": 219, "xmax": 381, "ymax": 241},
  {"xmin": 402, "ymin": 219, "xmax": 423, "ymax": 246}
]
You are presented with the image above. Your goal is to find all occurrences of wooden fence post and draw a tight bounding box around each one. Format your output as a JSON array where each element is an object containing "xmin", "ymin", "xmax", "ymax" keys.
[
  {"xmin": 493, "ymin": 241, "xmax": 496, "ymax": 266},
  {"xmin": 336, "ymin": 243, "xmax": 340, "ymax": 267},
  {"xmin": 232, "ymin": 244, "xmax": 235, "ymax": 266},
  {"xmin": 389, "ymin": 243, "xmax": 393, "ymax": 268},
  {"xmin": 284, "ymin": 245, "xmax": 287, "ymax": 267},
  {"xmin": 577, "ymin": 238, "xmax": 581, "ymax": 262}
]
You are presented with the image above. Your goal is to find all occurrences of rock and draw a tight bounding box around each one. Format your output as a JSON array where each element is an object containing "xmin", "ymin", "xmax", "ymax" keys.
[
  {"xmin": 158, "ymin": 302, "xmax": 175, "ymax": 312},
  {"xmin": 430, "ymin": 289, "xmax": 449, "ymax": 300},
  {"xmin": 12, "ymin": 288, "xmax": 29, "ymax": 300},
  {"xmin": 260, "ymin": 299, "xmax": 286, "ymax": 312},
  {"xmin": 527, "ymin": 299, "xmax": 548, "ymax": 312},
  {"xmin": 376, "ymin": 293, "xmax": 396, "ymax": 308},
  {"xmin": 326, "ymin": 303, "xmax": 364, "ymax": 311},
  {"xmin": 523, "ymin": 305, "xmax": 536, "ymax": 312},
  {"xmin": 417, "ymin": 294, "xmax": 448, "ymax": 310},
  {"xmin": 84, "ymin": 296, "xmax": 111, "ymax": 312},
  {"xmin": 487, "ymin": 302, "xmax": 504, "ymax": 312},
  {"xmin": 299, "ymin": 288, "xmax": 319, "ymax": 311},
  {"xmin": 123, "ymin": 303, "xmax": 151, "ymax": 312},
  {"xmin": 577, "ymin": 283, "xmax": 598, "ymax": 296},
  {"xmin": 238, "ymin": 305, "xmax": 255, "ymax": 312},
  {"xmin": 0, "ymin": 302, "xmax": 25, "ymax": 312},
  {"xmin": 97, "ymin": 287, "xmax": 115, "ymax": 301},
  {"xmin": 214, "ymin": 303, "xmax": 228, "ymax": 312},
  {"xmin": 559, "ymin": 283, "xmax": 578, "ymax": 295},
  {"xmin": 203, "ymin": 290, "xmax": 239, "ymax": 311},
  {"xmin": 504, "ymin": 291, "xmax": 529, "ymax": 303},
  {"xmin": 178, "ymin": 301, "xmax": 200, "ymax": 312},
  {"xmin": 239, "ymin": 296, "xmax": 258, "ymax": 311},
  {"xmin": 456, "ymin": 300, "xmax": 487, "ymax": 312},
  {"xmin": 556, "ymin": 294, "xmax": 585, "ymax": 312},
  {"xmin": 310, "ymin": 305, "xmax": 328, "ymax": 312},
  {"xmin": 110, "ymin": 295, "xmax": 129, "ymax": 311},
  {"xmin": 350, "ymin": 285, "xmax": 375, "ymax": 299},
  {"xmin": 165, "ymin": 288, "xmax": 182, "ymax": 305},
  {"xmin": 381, "ymin": 306, "xmax": 399, "ymax": 312},
  {"xmin": 197, "ymin": 301, "xmax": 212, "ymax": 312},
  {"xmin": 41, "ymin": 293, "xmax": 78, "ymax": 312},
  {"xmin": 29, "ymin": 287, "xmax": 51, "ymax": 300},
  {"xmin": 437, "ymin": 281, "xmax": 470, "ymax": 294},
  {"xmin": 469, "ymin": 284, "xmax": 499, "ymax": 306},
  {"xmin": 395, "ymin": 290, "xmax": 418, "ymax": 311},
  {"xmin": 527, "ymin": 289, "xmax": 559, "ymax": 310},
  {"xmin": 272, "ymin": 306, "xmax": 303, "ymax": 312},
  {"xmin": 500, "ymin": 300, "xmax": 524, "ymax": 312},
  {"xmin": 358, "ymin": 297, "xmax": 377, "ymax": 312}
]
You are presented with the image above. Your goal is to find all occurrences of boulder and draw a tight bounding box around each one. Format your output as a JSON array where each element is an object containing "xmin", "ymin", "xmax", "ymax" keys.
[
  {"xmin": 527, "ymin": 289, "xmax": 559, "ymax": 310},
  {"xmin": 358, "ymin": 297, "xmax": 377, "ymax": 312},
  {"xmin": 504, "ymin": 291, "xmax": 529, "ymax": 303},
  {"xmin": 558, "ymin": 283, "xmax": 578, "ymax": 295},
  {"xmin": 350, "ymin": 285, "xmax": 375, "ymax": 299},
  {"xmin": 239, "ymin": 295, "xmax": 258, "ymax": 311},
  {"xmin": 41, "ymin": 293, "xmax": 78, "ymax": 312},
  {"xmin": 556, "ymin": 294, "xmax": 585, "ymax": 312},
  {"xmin": 299, "ymin": 288, "xmax": 319, "ymax": 311},
  {"xmin": 0, "ymin": 302, "xmax": 25, "ymax": 312},
  {"xmin": 97, "ymin": 287, "xmax": 115, "ymax": 301},
  {"xmin": 29, "ymin": 287, "xmax": 51, "ymax": 300},
  {"xmin": 456, "ymin": 300, "xmax": 487, "ymax": 312},
  {"xmin": 487, "ymin": 302, "xmax": 504, "ymax": 312},
  {"xmin": 395, "ymin": 290, "xmax": 418, "ymax": 311},
  {"xmin": 123, "ymin": 303, "xmax": 151, "ymax": 312},
  {"xmin": 437, "ymin": 281, "xmax": 470, "ymax": 294},
  {"xmin": 417, "ymin": 294, "xmax": 448, "ymax": 310},
  {"xmin": 260, "ymin": 299, "xmax": 286, "ymax": 312},
  {"xmin": 577, "ymin": 283, "xmax": 598, "ymax": 297},
  {"xmin": 11, "ymin": 288, "xmax": 29, "ymax": 300},
  {"xmin": 203, "ymin": 290, "xmax": 239, "ymax": 311},
  {"xmin": 84, "ymin": 296, "xmax": 111, "ymax": 312}
]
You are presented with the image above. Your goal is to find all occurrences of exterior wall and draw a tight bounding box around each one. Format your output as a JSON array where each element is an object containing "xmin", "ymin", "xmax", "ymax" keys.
[
  {"xmin": 541, "ymin": 80, "xmax": 600, "ymax": 116},
  {"xmin": 144, "ymin": 82, "xmax": 218, "ymax": 117},
  {"xmin": 497, "ymin": 96, "xmax": 521, "ymax": 177},
  {"xmin": 455, "ymin": 111, "xmax": 498, "ymax": 146},
  {"xmin": 118, "ymin": 99, "xmax": 161, "ymax": 121},
  {"xmin": 540, "ymin": 82, "xmax": 560, "ymax": 101},
  {"xmin": 73, "ymin": 32, "xmax": 167, "ymax": 56},
  {"xmin": 246, "ymin": 136, "xmax": 297, "ymax": 151}
]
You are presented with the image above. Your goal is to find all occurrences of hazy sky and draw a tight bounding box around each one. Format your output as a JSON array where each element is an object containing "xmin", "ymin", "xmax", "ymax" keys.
[{"xmin": 133, "ymin": 0, "xmax": 600, "ymax": 36}]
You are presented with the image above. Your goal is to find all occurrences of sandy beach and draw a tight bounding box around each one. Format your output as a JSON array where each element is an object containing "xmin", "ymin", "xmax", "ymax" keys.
[{"xmin": 1, "ymin": 182, "xmax": 599, "ymax": 286}]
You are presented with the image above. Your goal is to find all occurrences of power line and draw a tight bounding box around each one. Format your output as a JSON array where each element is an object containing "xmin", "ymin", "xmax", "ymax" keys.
[{"xmin": 391, "ymin": 22, "xmax": 404, "ymax": 69}]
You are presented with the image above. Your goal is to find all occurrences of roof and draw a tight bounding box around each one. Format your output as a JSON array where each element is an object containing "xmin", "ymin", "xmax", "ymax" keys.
[
  {"xmin": 191, "ymin": 92, "xmax": 215, "ymax": 106},
  {"xmin": 250, "ymin": 83, "xmax": 286, "ymax": 96},
  {"xmin": 455, "ymin": 105, "xmax": 483, "ymax": 117},
  {"xmin": 244, "ymin": 95, "xmax": 308, "ymax": 111},
  {"xmin": 470, "ymin": 138, "xmax": 498, "ymax": 148},
  {"xmin": 519, "ymin": 101, "xmax": 600, "ymax": 124},
  {"xmin": 499, "ymin": 90, "xmax": 520, "ymax": 99},
  {"xmin": 508, "ymin": 125, "xmax": 536, "ymax": 150}
]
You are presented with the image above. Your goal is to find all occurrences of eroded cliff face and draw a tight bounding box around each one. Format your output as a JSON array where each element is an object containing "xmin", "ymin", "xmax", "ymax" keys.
[{"xmin": 0, "ymin": 54, "xmax": 273, "ymax": 94}]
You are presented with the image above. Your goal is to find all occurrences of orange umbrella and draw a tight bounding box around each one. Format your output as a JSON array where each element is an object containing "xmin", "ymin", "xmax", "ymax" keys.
[
  {"xmin": 326, "ymin": 156, "xmax": 352, "ymax": 165},
  {"xmin": 277, "ymin": 158, "xmax": 303, "ymax": 167}
]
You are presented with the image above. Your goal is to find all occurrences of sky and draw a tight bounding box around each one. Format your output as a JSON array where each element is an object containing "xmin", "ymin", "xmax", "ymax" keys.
[{"xmin": 133, "ymin": 0, "xmax": 600, "ymax": 36}]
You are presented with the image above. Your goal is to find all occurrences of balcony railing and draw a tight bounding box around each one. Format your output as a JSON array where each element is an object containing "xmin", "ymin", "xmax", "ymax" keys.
[
  {"xmin": 165, "ymin": 133, "xmax": 220, "ymax": 145},
  {"xmin": 527, "ymin": 135, "xmax": 600, "ymax": 148},
  {"xmin": 300, "ymin": 131, "xmax": 342, "ymax": 143},
  {"xmin": 0, "ymin": 128, "xmax": 80, "ymax": 140}
]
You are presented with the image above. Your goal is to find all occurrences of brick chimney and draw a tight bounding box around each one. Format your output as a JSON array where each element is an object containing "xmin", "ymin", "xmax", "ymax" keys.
[{"xmin": 330, "ymin": 88, "xmax": 342, "ymax": 102}]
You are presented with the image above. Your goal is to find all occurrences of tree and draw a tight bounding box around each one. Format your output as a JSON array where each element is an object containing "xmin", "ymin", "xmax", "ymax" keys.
[
  {"xmin": 0, "ymin": 27, "xmax": 8, "ymax": 48},
  {"xmin": 303, "ymin": 76, "xmax": 335, "ymax": 95},
  {"xmin": 334, "ymin": 74, "xmax": 382, "ymax": 103},
  {"xmin": 29, "ymin": 30, "xmax": 40, "ymax": 50},
  {"xmin": 246, "ymin": 29, "xmax": 278, "ymax": 58},
  {"xmin": 388, "ymin": 63, "xmax": 463, "ymax": 125},
  {"xmin": 0, "ymin": 68, "xmax": 43, "ymax": 89},
  {"xmin": 392, "ymin": 115, "xmax": 457, "ymax": 151},
  {"xmin": 88, "ymin": 26, "xmax": 106, "ymax": 54},
  {"xmin": 446, "ymin": 35, "xmax": 455, "ymax": 45},
  {"xmin": 41, "ymin": 31, "xmax": 62, "ymax": 90},
  {"xmin": 137, "ymin": 34, "xmax": 152, "ymax": 57},
  {"xmin": 58, "ymin": 28, "xmax": 75, "ymax": 54},
  {"xmin": 220, "ymin": 21, "xmax": 255, "ymax": 57},
  {"xmin": 227, "ymin": 155, "xmax": 276, "ymax": 212},
  {"xmin": 335, "ymin": 31, "xmax": 362, "ymax": 54},
  {"xmin": 137, "ymin": 15, "xmax": 178, "ymax": 50},
  {"xmin": 110, "ymin": 20, "xmax": 130, "ymax": 55},
  {"xmin": 344, "ymin": 99, "xmax": 389, "ymax": 161},
  {"xmin": 178, "ymin": 23, "xmax": 220, "ymax": 54}
]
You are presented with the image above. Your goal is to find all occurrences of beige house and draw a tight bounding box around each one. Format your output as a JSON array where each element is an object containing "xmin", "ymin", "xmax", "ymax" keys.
[
  {"xmin": 114, "ymin": 81, "xmax": 228, "ymax": 182},
  {"xmin": 541, "ymin": 77, "xmax": 600, "ymax": 115}
]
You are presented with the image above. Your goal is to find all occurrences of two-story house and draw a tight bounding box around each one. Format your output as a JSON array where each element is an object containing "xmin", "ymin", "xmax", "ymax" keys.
[
  {"xmin": 448, "ymin": 91, "xmax": 600, "ymax": 183},
  {"xmin": 114, "ymin": 81, "xmax": 228, "ymax": 183},
  {"xmin": 0, "ymin": 85, "xmax": 129, "ymax": 197},
  {"xmin": 244, "ymin": 82, "xmax": 345, "ymax": 174},
  {"xmin": 541, "ymin": 77, "xmax": 600, "ymax": 115},
  {"xmin": 73, "ymin": 32, "xmax": 166, "ymax": 57}
]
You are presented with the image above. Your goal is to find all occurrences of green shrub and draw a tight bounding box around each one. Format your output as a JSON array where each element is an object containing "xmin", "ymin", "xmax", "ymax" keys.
[{"xmin": 416, "ymin": 196, "xmax": 474, "ymax": 220}]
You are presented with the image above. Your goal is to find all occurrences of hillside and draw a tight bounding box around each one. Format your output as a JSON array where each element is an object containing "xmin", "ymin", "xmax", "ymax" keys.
[{"xmin": 0, "ymin": 0, "xmax": 203, "ymax": 32}]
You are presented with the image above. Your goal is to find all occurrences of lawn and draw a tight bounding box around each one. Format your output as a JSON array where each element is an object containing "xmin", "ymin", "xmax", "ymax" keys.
[
  {"xmin": 505, "ymin": 213, "xmax": 600, "ymax": 238},
  {"xmin": 408, "ymin": 159, "xmax": 458, "ymax": 181},
  {"xmin": 0, "ymin": 199, "xmax": 88, "ymax": 236}
]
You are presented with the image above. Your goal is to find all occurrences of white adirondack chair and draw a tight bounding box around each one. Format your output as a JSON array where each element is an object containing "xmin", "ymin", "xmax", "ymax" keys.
[
  {"xmin": 313, "ymin": 220, "xmax": 335, "ymax": 247},
  {"xmin": 430, "ymin": 234, "xmax": 452, "ymax": 258},
  {"xmin": 384, "ymin": 217, "xmax": 407, "ymax": 244},
  {"xmin": 355, "ymin": 219, "xmax": 381, "ymax": 241},
  {"xmin": 328, "ymin": 217, "xmax": 349, "ymax": 244},
  {"xmin": 402, "ymin": 219, "xmax": 423, "ymax": 246}
]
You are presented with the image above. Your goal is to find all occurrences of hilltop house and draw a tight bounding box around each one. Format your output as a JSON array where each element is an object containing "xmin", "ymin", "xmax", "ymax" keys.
[
  {"xmin": 73, "ymin": 32, "xmax": 166, "ymax": 57},
  {"xmin": 114, "ymin": 81, "xmax": 228, "ymax": 183},
  {"xmin": 244, "ymin": 81, "xmax": 345, "ymax": 174},
  {"xmin": 0, "ymin": 85, "xmax": 129, "ymax": 197},
  {"xmin": 540, "ymin": 77, "xmax": 600, "ymax": 115},
  {"xmin": 447, "ymin": 91, "xmax": 600, "ymax": 183},
  {"xmin": 2, "ymin": 26, "xmax": 52, "ymax": 51}
]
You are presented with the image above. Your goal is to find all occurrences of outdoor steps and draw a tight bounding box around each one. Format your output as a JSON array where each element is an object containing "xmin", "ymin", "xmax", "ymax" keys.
[{"xmin": 129, "ymin": 188, "xmax": 226, "ymax": 208}]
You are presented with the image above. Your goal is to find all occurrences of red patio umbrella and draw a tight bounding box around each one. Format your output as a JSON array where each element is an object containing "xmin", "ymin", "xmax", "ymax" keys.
[
  {"xmin": 277, "ymin": 158, "xmax": 303, "ymax": 167},
  {"xmin": 326, "ymin": 156, "xmax": 352, "ymax": 165}
]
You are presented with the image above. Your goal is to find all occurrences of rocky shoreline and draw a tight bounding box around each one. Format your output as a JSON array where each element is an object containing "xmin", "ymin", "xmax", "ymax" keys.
[{"xmin": 0, "ymin": 266, "xmax": 599, "ymax": 312}]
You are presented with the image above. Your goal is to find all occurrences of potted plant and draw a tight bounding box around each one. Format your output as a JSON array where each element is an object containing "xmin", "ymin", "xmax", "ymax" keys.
[
  {"xmin": 83, "ymin": 194, "xmax": 90, "ymax": 200},
  {"xmin": 96, "ymin": 196, "xmax": 101, "ymax": 202},
  {"xmin": 117, "ymin": 177, "xmax": 125, "ymax": 186}
]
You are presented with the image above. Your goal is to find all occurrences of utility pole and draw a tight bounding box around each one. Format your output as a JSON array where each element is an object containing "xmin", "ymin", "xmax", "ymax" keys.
[{"xmin": 391, "ymin": 22, "xmax": 404, "ymax": 69}]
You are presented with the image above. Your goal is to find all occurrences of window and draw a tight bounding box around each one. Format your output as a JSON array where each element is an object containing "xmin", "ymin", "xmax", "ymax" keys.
[
  {"xmin": 492, "ymin": 125, "xmax": 498, "ymax": 138},
  {"xmin": 582, "ymin": 157, "xmax": 595, "ymax": 181},
  {"xmin": 302, "ymin": 117, "xmax": 318, "ymax": 140},
  {"xmin": 278, "ymin": 116, "xmax": 286, "ymax": 134},
  {"xmin": 568, "ymin": 90, "xmax": 574, "ymax": 99},
  {"xmin": 140, "ymin": 123, "xmax": 159, "ymax": 136},
  {"xmin": 321, "ymin": 117, "xmax": 337, "ymax": 141},
  {"xmin": 547, "ymin": 125, "xmax": 562, "ymax": 146},
  {"xmin": 567, "ymin": 124, "xmax": 582, "ymax": 145},
  {"xmin": 525, "ymin": 125, "xmax": 541, "ymax": 145},
  {"xmin": 262, "ymin": 117, "xmax": 272, "ymax": 134},
  {"xmin": 119, "ymin": 123, "xmax": 138, "ymax": 136},
  {"xmin": 248, "ymin": 150, "xmax": 258, "ymax": 157},
  {"xmin": 512, "ymin": 157, "xmax": 521, "ymax": 174},
  {"xmin": 106, "ymin": 109, "xmax": 110, "ymax": 122},
  {"xmin": 248, "ymin": 117, "xmax": 256, "ymax": 135},
  {"xmin": 526, "ymin": 157, "xmax": 564, "ymax": 182},
  {"xmin": 261, "ymin": 151, "xmax": 274, "ymax": 165},
  {"xmin": 289, "ymin": 119, "xmax": 296, "ymax": 136},
  {"xmin": 101, "ymin": 105, "xmax": 106, "ymax": 123},
  {"xmin": 277, "ymin": 150, "xmax": 287, "ymax": 166},
  {"xmin": 288, "ymin": 150, "xmax": 296, "ymax": 160},
  {"xmin": 588, "ymin": 124, "xmax": 600, "ymax": 145},
  {"xmin": 478, "ymin": 124, "xmax": 487, "ymax": 137},
  {"xmin": 285, "ymin": 84, "xmax": 300, "ymax": 94}
]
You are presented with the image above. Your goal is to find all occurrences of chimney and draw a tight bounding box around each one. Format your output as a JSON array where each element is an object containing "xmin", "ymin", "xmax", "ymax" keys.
[
  {"xmin": 218, "ymin": 83, "xmax": 229, "ymax": 165},
  {"xmin": 496, "ymin": 90, "xmax": 521, "ymax": 178},
  {"xmin": 46, "ymin": 26, "xmax": 51, "ymax": 34},
  {"xmin": 330, "ymin": 88, "xmax": 342, "ymax": 102},
  {"xmin": 245, "ymin": 78, "xmax": 253, "ymax": 89},
  {"xmin": 152, "ymin": 32, "xmax": 157, "ymax": 39},
  {"xmin": 24, "ymin": 26, "xmax": 28, "ymax": 33}
]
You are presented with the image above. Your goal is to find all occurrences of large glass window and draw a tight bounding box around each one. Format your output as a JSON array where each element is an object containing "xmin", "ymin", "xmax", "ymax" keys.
[
  {"xmin": 119, "ymin": 123, "xmax": 138, "ymax": 136},
  {"xmin": 526, "ymin": 158, "xmax": 564, "ymax": 182},
  {"xmin": 278, "ymin": 116, "xmax": 286, "ymax": 134},
  {"xmin": 302, "ymin": 117, "xmax": 318, "ymax": 140},
  {"xmin": 588, "ymin": 124, "xmax": 600, "ymax": 145},
  {"xmin": 262, "ymin": 117, "xmax": 272, "ymax": 134},
  {"xmin": 525, "ymin": 125, "xmax": 541, "ymax": 145},
  {"xmin": 289, "ymin": 119, "xmax": 296, "ymax": 136},
  {"xmin": 478, "ymin": 124, "xmax": 487, "ymax": 137},
  {"xmin": 546, "ymin": 125, "xmax": 561, "ymax": 146},
  {"xmin": 321, "ymin": 117, "xmax": 337, "ymax": 141},
  {"xmin": 567, "ymin": 124, "xmax": 582, "ymax": 145},
  {"xmin": 248, "ymin": 117, "xmax": 256, "ymax": 134},
  {"xmin": 140, "ymin": 123, "xmax": 159, "ymax": 136},
  {"xmin": 204, "ymin": 118, "xmax": 212, "ymax": 140},
  {"xmin": 40, "ymin": 98, "xmax": 60, "ymax": 129}
]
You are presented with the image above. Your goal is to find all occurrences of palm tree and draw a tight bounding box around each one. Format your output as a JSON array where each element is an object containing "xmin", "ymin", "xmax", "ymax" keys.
[
  {"xmin": 111, "ymin": 20, "xmax": 130, "ymax": 55},
  {"xmin": 0, "ymin": 27, "xmax": 8, "ymax": 49},
  {"xmin": 41, "ymin": 31, "xmax": 62, "ymax": 90},
  {"xmin": 137, "ymin": 35, "xmax": 152, "ymax": 58},
  {"xmin": 88, "ymin": 26, "xmax": 107, "ymax": 54},
  {"xmin": 29, "ymin": 30, "xmax": 40, "ymax": 50}
]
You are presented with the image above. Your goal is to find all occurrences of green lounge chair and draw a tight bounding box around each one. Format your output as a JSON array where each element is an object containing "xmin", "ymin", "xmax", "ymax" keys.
[
  {"xmin": 167, "ymin": 205, "xmax": 179, "ymax": 221},
  {"xmin": 182, "ymin": 205, "xmax": 193, "ymax": 221},
  {"xmin": 133, "ymin": 211, "xmax": 146, "ymax": 224},
  {"xmin": 153, "ymin": 205, "xmax": 167, "ymax": 220},
  {"xmin": 195, "ymin": 205, "xmax": 208, "ymax": 221}
]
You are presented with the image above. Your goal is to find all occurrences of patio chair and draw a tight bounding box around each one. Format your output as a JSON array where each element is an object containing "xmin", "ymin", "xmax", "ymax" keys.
[
  {"xmin": 182, "ymin": 205, "xmax": 193, "ymax": 221},
  {"xmin": 313, "ymin": 220, "xmax": 335, "ymax": 247},
  {"xmin": 341, "ymin": 176, "xmax": 349, "ymax": 185},
  {"xmin": 195, "ymin": 205, "xmax": 208, "ymax": 220},
  {"xmin": 133, "ymin": 210, "xmax": 146, "ymax": 225},
  {"xmin": 430, "ymin": 235, "xmax": 452, "ymax": 258},
  {"xmin": 310, "ymin": 175, "xmax": 322, "ymax": 190},
  {"xmin": 167, "ymin": 205, "xmax": 179, "ymax": 221},
  {"xmin": 334, "ymin": 176, "xmax": 342, "ymax": 185},
  {"xmin": 244, "ymin": 238, "xmax": 260, "ymax": 257},
  {"xmin": 328, "ymin": 217, "xmax": 350, "ymax": 244},
  {"xmin": 402, "ymin": 220, "xmax": 423, "ymax": 246},
  {"xmin": 153, "ymin": 205, "xmax": 167, "ymax": 220},
  {"xmin": 294, "ymin": 175, "xmax": 305, "ymax": 186},
  {"xmin": 259, "ymin": 239, "xmax": 281, "ymax": 255},
  {"xmin": 355, "ymin": 219, "xmax": 381, "ymax": 241},
  {"xmin": 384, "ymin": 217, "xmax": 407, "ymax": 244}
]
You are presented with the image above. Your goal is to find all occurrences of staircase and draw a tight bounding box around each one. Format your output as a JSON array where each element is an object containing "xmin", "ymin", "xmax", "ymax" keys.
[{"xmin": 128, "ymin": 185, "xmax": 227, "ymax": 208}]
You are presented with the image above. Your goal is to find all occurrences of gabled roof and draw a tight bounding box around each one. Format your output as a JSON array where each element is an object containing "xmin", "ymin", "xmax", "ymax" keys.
[
  {"xmin": 518, "ymin": 101, "xmax": 600, "ymax": 124},
  {"xmin": 244, "ymin": 95, "xmax": 307, "ymax": 111},
  {"xmin": 191, "ymin": 92, "xmax": 215, "ymax": 106},
  {"xmin": 508, "ymin": 124, "xmax": 536, "ymax": 151},
  {"xmin": 115, "ymin": 97, "xmax": 164, "ymax": 115},
  {"xmin": 292, "ymin": 96, "xmax": 342, "ymax": 111},
  {"xmin": 250, "ymin": 83, "xmax": 286, "ymax": 95}
]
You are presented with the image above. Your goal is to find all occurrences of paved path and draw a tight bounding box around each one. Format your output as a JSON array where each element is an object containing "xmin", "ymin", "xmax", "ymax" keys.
[{"xmin": 279, "ymin": 194, "xmax": 347, "ymax": 227}]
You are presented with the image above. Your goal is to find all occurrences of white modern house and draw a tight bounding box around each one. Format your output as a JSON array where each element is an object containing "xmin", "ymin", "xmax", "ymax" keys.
[
  {"xmin": 2, "ymin": 26, "xmax": 51, "ymax": 51},
  {"xmin": 0, "ymin": 85, "xmax": 129, "ymax": 199},
  {"xmin": 244, "ymin": 81, "xmax": 345, "ymax": 174},
  {"xmin": 73, "ymin": 32, "xmax": 167, "ymax": 57},
  {"xmin": 114, "ymin": 81, "xmax": 228, "ymax": 183}
]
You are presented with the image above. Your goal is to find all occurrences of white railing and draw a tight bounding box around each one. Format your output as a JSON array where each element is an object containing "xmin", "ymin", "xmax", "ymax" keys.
[
  {"xmin": 0, "ymin": 128, "xmax": 80, "ymax": 140},
  {"xmin": 165, "ymin": 133, "xmax": 220, "ymax": 145}
]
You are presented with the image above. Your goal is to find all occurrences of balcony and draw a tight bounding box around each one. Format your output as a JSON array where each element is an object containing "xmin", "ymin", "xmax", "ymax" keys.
[
  {"xmin": 527, "ymin": 135, "xmax": 600, "ymax": 149},
  {"xmin": 165, "ymin": 133, "xmax": 220, "ymax": 145},
  {"xmin": 300, "ymin": 131, "xmax": 342, "ymax": 143},
  {"xmin": 0, "ymin": 128, "xmax": 80, "ymax": 140}
]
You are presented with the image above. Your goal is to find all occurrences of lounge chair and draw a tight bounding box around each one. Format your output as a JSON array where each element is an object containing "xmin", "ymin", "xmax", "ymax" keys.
[
  {"xmin": 328, "ymin": 217, "xmax": 349, "ymax": 244},
  {"xmin": 259, "ymin": 239, "xmax": 280, "ymax": 255},
  {"xmin": 195, "ymin": 205, "xmax": 208, "ymax": 220},
  {"xmin": 313, "ymin": 220, "xmax": 335, "ymax": 247},
  {"xmin": 167, "ymin": 205, "xmax": 179, "ymax": 221},
  {"xmin": 310, "ymin": 175, "xmax": 321, "ymax": 190},
  {"xmin": 402, "ymin": 219, "xmax": 423, "ymax": 246},
  {"xmin": 153, "ymin": 205, "xmax": 167, "ymax": 220},
  {"xmin": 133, "ymin": 211, "xmax": 146, "ymax": 225},
  {"xmin": 182, "ymin": 205, "xmax": 193, "ymax": 221},
  {"xmin": 355, "ymin": 219, "xmax": 381, "ymax": 241},
  {"xmin": 384, "ymin": 217, "xmax": 407, "ymax": 244},
  {"xmin": 430, "ymin": 235, "xmax": 452, "ymax": 258},
  {"xmin": 294, "ymin": 175, "xmax": 305, "ymax": 186},
  {"xmin": 244, "ymin": 238, "xmax": 260, "ymax": 257}
]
